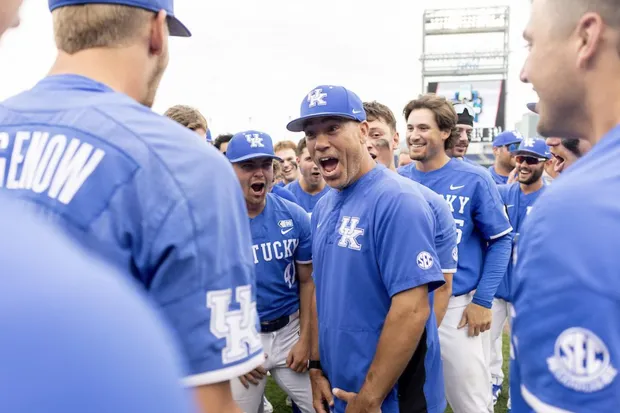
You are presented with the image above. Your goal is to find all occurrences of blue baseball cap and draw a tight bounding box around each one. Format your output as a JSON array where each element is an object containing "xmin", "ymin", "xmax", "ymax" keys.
[
  {"xmin": 286, "ymin": 85, "xmax": 366, "ymax": 132},
  {"xmin": 49, "ymin": 0, "xmax": 191, "ymax": 37},
  {"xmin": 226, "ymin": 130, "xmax": 282, "ymax": 163},
  {"xmin": 512, "ymin": 137, "xmax": 551, "ymax": 159},
  {"xmin": 492, "ymin": 130, "xmax": 523, "ymax": 148}
]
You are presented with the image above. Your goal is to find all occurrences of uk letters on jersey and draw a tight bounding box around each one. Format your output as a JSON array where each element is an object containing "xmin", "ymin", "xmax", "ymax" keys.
[
  {"xmin": 250, "ymin": 193, "xmax": 312, "ymax": 322},
  {"xmin": 0, "ymin": 75, "xmax": 264, "ymax": 385}
]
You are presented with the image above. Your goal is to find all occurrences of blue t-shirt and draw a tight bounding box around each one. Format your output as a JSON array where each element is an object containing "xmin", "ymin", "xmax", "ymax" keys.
[
  {"xmin": 510, "ymin": 126, "xmax": 620, "ymax": 412},
  {"xmin": 285, "ymin": 180, "xmax": 331, "ymax": 214},
  {"xmin": 397, "ymin": 171, "xmax": 458, "ymax": 273},
  {"xmin": 489, "ymin": 165, "xmax": 509, "ymax": 185},
  {"xmin": 250, "ymin": 193, "xmax": 312, "ymax": 322},
  {"xmin": 271, "ymin": 184, "xmax": 299, "ymax": 204},
  {"xmin": 0, "ymin": 74, "xmax": 263, "ymax": 385},
  {"xmin": 312, "ymin": 165, "xmax": 446, "ymax": 413},
  {"xmin": 0, "ymin": 196, "xmax": 194, "ymax": 413},
  {"xmin": 398, "ymin": 159, "xmax": 512, "ymax": 308},
  {"xmin": 494, "ymin": 183, "xmax": 545, "ymax": 301}
]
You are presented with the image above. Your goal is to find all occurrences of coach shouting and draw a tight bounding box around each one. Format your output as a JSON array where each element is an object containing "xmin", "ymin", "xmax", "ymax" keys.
[{"xmin": 287, "ymin": 85, "xmax": 446, "ymax": 413}]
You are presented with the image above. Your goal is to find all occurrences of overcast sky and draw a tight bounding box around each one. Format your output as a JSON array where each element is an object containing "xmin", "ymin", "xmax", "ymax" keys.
[{"xmin": 0, "ymin": 0, "xmax": 536, "ymax": 141}]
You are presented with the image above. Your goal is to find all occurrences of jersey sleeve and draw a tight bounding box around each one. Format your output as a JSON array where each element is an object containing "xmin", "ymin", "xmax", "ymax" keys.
[
  {"xmin": 144, "ymin": 153, "xmax": 264, "ymax": 387},
  {"xmin": 512, "ymin": 200, "xmax": 620, "ymax": 412},
  {"xmin": 431, "ymin": 195, "xmax": 458, "ymax": 273},
  {"xmin": 375, "ymin": 189, "xmax": 445, "ymax": 297},
  {"xmin": 292, "ymin": 203, "xmax": 312, "ymax": 264},
  {"xmin": 473, "ymin": 174, "xmax": 513, "ymax": 240}
]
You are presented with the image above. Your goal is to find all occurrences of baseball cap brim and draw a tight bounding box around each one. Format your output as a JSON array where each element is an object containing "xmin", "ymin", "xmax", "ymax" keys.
[
  {"xmin": 512, "ymin": 149, "xmax": 550, "ymax": 159},
  {"xmin": 228, "ymin": 153, "xmax": 283, "ymax": 163},
  {"xmin": 286, "ymin": 113, "xmax": 359, "ymax": 133},
  {"xmin": 167, "ymin": 15, "xmax": 191, "ymax": 37}
]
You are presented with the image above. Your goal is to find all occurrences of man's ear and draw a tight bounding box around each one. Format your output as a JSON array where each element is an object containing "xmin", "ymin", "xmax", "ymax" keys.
[
  {"xmin": 149, "ymin": 10, "xmax": 168, "ymax": 56},
  {"xmin": 359, "ymin": 121, "xmax": 369, "ymax": 143},
  {"xmin": 393, "ymin": 131, "xmax": 400, "ymax": 150}
]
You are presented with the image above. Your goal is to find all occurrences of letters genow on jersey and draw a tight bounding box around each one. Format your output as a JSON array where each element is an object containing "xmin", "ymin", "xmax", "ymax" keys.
[{"xmin": 0, "ymin": 74, "xmax": 263, "ymax": 386}]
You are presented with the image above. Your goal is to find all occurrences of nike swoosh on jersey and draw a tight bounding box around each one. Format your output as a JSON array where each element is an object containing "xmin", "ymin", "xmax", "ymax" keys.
[
  {"xmin": 449, "ymin": 184, "xmax": 465, "ymax": 190},
  {"xmin": 281, "ymin": 228, "xmax": 294, "ymax": 235}
]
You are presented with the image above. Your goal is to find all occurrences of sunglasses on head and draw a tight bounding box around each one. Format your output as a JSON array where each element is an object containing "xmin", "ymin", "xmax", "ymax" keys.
[{"xmin": 515, "ymin": 155, "xmax": 547, "ymax": 165}]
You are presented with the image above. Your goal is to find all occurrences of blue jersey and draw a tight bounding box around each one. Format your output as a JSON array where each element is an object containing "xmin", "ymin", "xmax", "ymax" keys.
[
  {"xmin": 0, "ymin": 74, "xmax": 263, "ymax": 385},
  {"xmin": 494, "ymin": 183, "xmax": 545, "ymax": 301},
  {"xmin": 312, "ymin": 165, "xmax": 446, "ymax": 413},
  {"xmin": 397, "ymin": 171, "xmax": 458, "ymax": 273},
  {"xmin": 489, "ymin": 165, "xmax": 509, "ymax": 185},
  {"xmin": 399, "ymin": 159, "xmax": 512, "ymax": 308},
  {"xmin": 0, "ymin": 196, "xmax": 194, "ymax": 413},
  {"xmin": 251, "ymin": 193, "xmax": 312, "ymax": 321},
  {"xmin": 511, "ymin": 126, "xmax": 620, "ymax": 412},
  {"xmin": 271, "ymin": 184, "xmax": 299, "ymax": 204},
  {"xmin": 285, "ymin": 180, "xmax": 331, "ymax": 214}
]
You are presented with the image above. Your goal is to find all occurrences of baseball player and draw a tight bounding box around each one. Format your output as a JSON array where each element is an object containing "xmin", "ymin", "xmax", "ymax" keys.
[
  {"xmin": 400, "ymin": 94, "xmax": 513, "ymax": 413},
  {"xmin": 226, "ymin": 131, "xmax": 315, "ymax": 413},
  {"xmin": 362, "ymin": 100, "xmax": 457, "ymax": 326},
  {"xmin": 0, "ymin": 1, "xmax": 263, "ymax": 412},
  {"xmin": 0, "ymin": 195, "xmax": 194, "ymax": 412},
  {"xmin": 285, "ymin": 139, "xmax": 330, "ymax": 215},
  {"xmin": 511, "ymin": 0, "xmax": 620, "ymax": 411},
  {"xmin": 275, "ymin": 141, "xmax": 301, "ymax": 184},
  {"xmin": 490, "ymin": 137, "xmax": 550, "ymax": 408},
  {"xmin": 488, "ymin": 131, "xmax": 522, "ymax": 185},
  {"xmin": 288, "ymin": 85, "xmax": 446, "ymax": 413}
]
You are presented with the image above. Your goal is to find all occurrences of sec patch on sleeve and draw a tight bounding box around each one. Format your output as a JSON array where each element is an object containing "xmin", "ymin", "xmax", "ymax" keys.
[{"xmin": 547, "ymin": 327, "xmax": 617, "ymax": 393}]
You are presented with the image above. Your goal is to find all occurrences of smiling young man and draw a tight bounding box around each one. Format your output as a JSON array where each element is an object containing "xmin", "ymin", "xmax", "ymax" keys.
[
  {"xmin": 511, "ymin": 1, "xmax": 620, "ymax": 411},
  {"xmin": 285, "ymin": 139, "xmax": 330, "ymax": 215},
  {"xmin": 288, "ymin": 85, "xmax": 446, "ymax": 413},
  {"xmin": 226, "ymin": 131, "xmax": 315, "ymax": 413},
  {"xmin": 490, "ymin": 137, "xmax": 550, "ymax": 409},
  {"xmin": 399, "ymin": 93, "xmax": 513, "ymax": 413},
  {"xmin": 275, "ymin": 141, "xmax": 301, "ymax": 185}
]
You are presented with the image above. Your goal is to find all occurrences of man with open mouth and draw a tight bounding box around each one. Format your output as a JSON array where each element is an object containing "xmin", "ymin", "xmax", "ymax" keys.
[
  {"xmin": 285, "ymin": 139, "xmax": 330, "ymax": 216},
  {"xmin": 287, "ymin": 85, "xmax": 446, "ymax": 413},
  {"xmin": 489, "ymin": 137, "xmax": 551, "ymax": 410},
  {"xmin": 226, "ymin": 130, "xmax": 316, "ymax": 413}
]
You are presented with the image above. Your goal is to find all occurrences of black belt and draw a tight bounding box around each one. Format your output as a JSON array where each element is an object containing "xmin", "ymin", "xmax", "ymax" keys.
[{"xmin": 260, "ymin": 312, "xmax": 295, "ymax": 333}]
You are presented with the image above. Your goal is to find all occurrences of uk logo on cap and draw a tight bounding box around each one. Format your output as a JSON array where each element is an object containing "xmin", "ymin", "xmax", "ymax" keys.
[
  {"xmin": 226, "ymin": 130, "xmax": 282, "ymax": 163},
  {"xmin": 286, "ymin": 85, "xmax": 366, "ymax": 132}
]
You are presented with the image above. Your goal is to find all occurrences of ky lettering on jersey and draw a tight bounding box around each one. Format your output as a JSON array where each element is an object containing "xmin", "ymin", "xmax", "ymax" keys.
[
  {"xmin": 0, "ymin": 131, "xmax": 104, "ymax": 204},
  {"xmin": 443, "ymin": 194, "xmax": 470, "ymax": 244}
]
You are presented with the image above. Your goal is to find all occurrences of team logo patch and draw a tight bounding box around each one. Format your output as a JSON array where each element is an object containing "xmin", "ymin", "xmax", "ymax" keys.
[
  {"xmin": 416, "ymin": 251, "xmax": 434, "ymax": 270},
  {"xmin": 337, "ymin": 216, "xmax": 364, "ymax": 251},
  {"xmin": 278, "ymin": 219, "xmax": 293, "ymax": 229},
  {"xmin": 547, "ymin": 327, "xmax": 617, "ymax": 393},
  {"xmin": 452, "ymin": 246, "xmax": 458, "ymax": 262}
]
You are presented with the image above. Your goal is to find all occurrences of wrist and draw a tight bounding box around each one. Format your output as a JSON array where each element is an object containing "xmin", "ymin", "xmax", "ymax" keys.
[
  {"xmin": 357, "ymin": 386, "xmax": 383, "ymax": 409},
  {"xmin": 471, "ymin": 296, "xmax": 492, "ymax": 309}
]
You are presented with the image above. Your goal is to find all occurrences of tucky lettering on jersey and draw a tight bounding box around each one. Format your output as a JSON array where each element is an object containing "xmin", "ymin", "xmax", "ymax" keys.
[
  {"xmin": 206, "ymin": 285, "xmax": 262, "ymax": 365},
  {"xmin": 0, "ymin": 131, "xmax": 105, "ymax": 204},
  {"xmin": 252, "ymin": 239, "xmax": 299, "ymax": 264},
  {"xmin": 546, "ymin": 327, "xmax": 617, "ymax": 393},
  {"xmin": 443, "ymin": 194, "xmax": 470, "ymax": 214},
  {"xmin": 337, "ymin": 216, "xmax": 364, "ymax": 251},
  {"xmin": 307, "ymin": 88, "xmax": 328, "ymax": 107}
]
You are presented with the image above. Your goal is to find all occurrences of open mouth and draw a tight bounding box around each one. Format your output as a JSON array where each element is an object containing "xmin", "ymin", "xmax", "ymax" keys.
[
  {"xmin": 369, "ymin": 152, "xmax": 377, "ymax": 160},
  {"xmin": 410, "ymin": 141, "xmax": 426, "ymax": 150},
  {"xmin": 518, "ymin": 168, "xmax": 532, "ymax": 179},
  {"xmin": 552, "ymin": 153, "xmax": 565, "ymax": 173},
  {"xmin": 318, "ymin": 157, "xmax": 339, "ymax": 175},
  {"xmin": 250, "ymin": 182, "xmax": 266, "ymax": 195},
  {"xmin": 311, "ymin": 171, "xmax": 321, "ymax": 177}
]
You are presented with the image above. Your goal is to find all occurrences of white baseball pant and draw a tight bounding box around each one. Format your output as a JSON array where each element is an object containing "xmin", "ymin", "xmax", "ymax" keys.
[
  {"xmin": 485, "ymin": 298, "xmax": 511, "ymax": 407},
  {"xmin": 231, "ymin": 314, "xmax": 313, "ymax": 413},
  {"xmin": 439, "ymin": 292, "xmax": 493, "ymax": 413}
]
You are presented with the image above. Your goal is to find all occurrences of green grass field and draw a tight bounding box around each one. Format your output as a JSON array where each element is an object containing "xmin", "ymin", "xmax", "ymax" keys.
[{"xmin": 265, "ymin": 333, "xmax": 511, "ymax": 413}]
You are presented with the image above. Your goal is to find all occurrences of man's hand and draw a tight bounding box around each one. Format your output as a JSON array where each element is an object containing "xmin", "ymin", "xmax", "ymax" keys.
[
  {"xmin": 238, "ymin": 365, "xmax": 268, "ymax": 389},
  {"xmin": 458, "ymin": 302, "xmax": 492, "ymax": 337},
  {"xmin": 310, "ymin": 370, "xmax": 334, "ymax": 413},
  {"xmin": 286, "ymin": 338, "xmax": 310, "ymax": 373},
  {"xmin": 333, "ymin": 388, "xmax": 382, "ymax": 413},
  {"xmin": 507, "ymin": 167, "xmax": 518, "ymax": 184}
]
